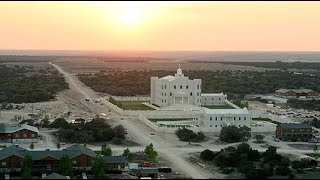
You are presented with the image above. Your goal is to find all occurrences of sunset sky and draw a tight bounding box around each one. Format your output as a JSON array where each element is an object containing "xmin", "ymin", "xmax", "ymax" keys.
[{"xmin": 1, "ymin": 1, "xmax": 320, "ymax": 51}]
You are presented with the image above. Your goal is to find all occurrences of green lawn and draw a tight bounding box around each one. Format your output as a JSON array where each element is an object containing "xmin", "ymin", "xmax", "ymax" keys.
[
  {"xmin": 113, "ymin": 101, "xmax": 155, "ymax": 110},
  {"xmin": 203, "ymin": 104, "xmax": 235, "ymax": 109},
  {"xmin": 148, "ymin": 118, "xmax": 193, "ymax": 122}
]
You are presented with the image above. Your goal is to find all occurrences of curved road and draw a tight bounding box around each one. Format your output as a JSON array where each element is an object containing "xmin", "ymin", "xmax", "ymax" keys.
[
  {"xmin": 49, "ymin": 62, "xmax": 214, "ymax": 179},
  {"xmin": 48, "ymin": 62, "xmax": 315, "ymax": 179}
]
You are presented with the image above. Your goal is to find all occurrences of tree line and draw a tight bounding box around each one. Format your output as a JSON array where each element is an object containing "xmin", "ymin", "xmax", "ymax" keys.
[
  {"xmin": 287, "ymin": 99, "xmax": 320, "ymax": 111},
  {"xmin": 49, "ymin": 117, "xmax": 127, "ymax": 144},
  {"xmin": 0, "ymin": 65, "xmax": 68, "ymax": 103},
  {"xmin": 200, "ymin": 144, "xmax": 300, "ymax": 178},
  {"xmin": 77, "ymin": 69, "xmax": 320, "ymax": 97},
  {"xmin": 216, "ymin": 61, "xmax": 320, "ymax": 70}
]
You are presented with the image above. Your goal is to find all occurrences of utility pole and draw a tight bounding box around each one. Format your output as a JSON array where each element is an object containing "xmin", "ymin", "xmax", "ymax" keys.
[{"xmin": 31, "ymin": 103, "xmax": 34, "ymax": 123}]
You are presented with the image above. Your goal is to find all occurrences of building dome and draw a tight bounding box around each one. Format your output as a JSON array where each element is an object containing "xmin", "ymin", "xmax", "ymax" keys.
[
  {"xmin": 177, "ymin": 68, "xmax": 182, "ymax": 75},
  {"xmin": 177, "ymin": 64, "xmax": 182, "ymax": 75}
]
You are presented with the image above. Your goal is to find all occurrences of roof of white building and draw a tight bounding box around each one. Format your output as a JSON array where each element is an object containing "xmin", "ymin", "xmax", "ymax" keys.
[
  {"xmin": 159, "ymin": 75, "xmax": 175, "ymax": 81},
  {"xmin": 160, "ymin": 104, "xmax": 203, "ymax": 111},
  {"xmin": 201, "ymin": 93, "xmax": 226, "ymax": 96},
  {"xmin": 203, "ymin": 107, "xmax": 250, "ymax": 115}
]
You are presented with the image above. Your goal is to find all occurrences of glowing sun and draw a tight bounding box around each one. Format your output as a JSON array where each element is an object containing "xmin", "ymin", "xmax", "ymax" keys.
[{"xmin": 117, "ymin": 2, "xmax": 146, "ymax": 27}]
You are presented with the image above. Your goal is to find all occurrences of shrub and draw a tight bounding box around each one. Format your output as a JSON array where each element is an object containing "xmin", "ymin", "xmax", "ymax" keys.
[
  {"xmin": 220, "ymin": 125, "xmax": 251, "ymax": 143},
  {"xmin": 111, "ymin": 137, "xmax": 122, "ymax": 145},
  {"xmin": 175, "ymin": 127, "xmax": 206, "ymax": 142},
  {"xmin": 200, "ymin": 149, "xmax": 216, "ymax": 161},
  {"xmin": 275, "ymin": 166, "xmax": 291, "ymax": 176},
  {"xmin": 222, "ymin": 167, "xmax": 234, "ymax": 174},
  {"xmin": 255, "ymin": 134, "xmax": 265, "ymax": 143}
]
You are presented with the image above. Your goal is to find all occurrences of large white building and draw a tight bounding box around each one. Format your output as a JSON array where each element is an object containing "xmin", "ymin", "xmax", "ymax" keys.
[
  {"xmin": 150, "ymin": 66, "xmax": 252, "ymax": 132},
  {"xmin": 201, "ymin": 93, "xmax": 227, "ymax": 106},
  {"xmin": 202, "ymin": 108, "xmax": 251, "ymax": 131},
  {"xmin": 151, "ymin": 65, "xmax": 202, "ymax": 107}
]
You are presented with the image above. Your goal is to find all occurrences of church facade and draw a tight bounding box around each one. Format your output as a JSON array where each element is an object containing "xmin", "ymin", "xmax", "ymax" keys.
[{"xmin": 150, "ymin": 66, "xmax": 202, "ymax": 107}]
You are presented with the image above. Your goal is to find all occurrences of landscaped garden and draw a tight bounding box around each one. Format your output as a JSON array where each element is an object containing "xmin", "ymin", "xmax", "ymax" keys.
[{"xmin": 109, "ymin": 97, "xmax": 155, "ymax": 110}]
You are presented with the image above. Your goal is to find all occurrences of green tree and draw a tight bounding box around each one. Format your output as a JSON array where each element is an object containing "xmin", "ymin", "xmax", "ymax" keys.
[
  {"xmin": 144, "ymin": 143, "xmax": 158, "ymax": 162},
  {"xmin": 236, "ymin": 143, "xmax": 251, "ymax": 155},
  {"xmin": 57, "ymin": 142, "xmax": 61, "ymax": 150},
  {"xmin": 41, "ymin": 116, "xmax": 50, "ymax": 127},
  {"xmin": 123, "ymin": 148, "xmax": 133, "ymax": 162},
  {"xmin": 113, "ymin": 125, "xmax": 126, "ymax": 139},
  {"xmin": 21, "ymin": 155, "xmax": 32, "ymax": 179},
  {"xmin": 50, "ymin": 118, "xmax": 69, "ymax": 129},
  {"xmin": 275, "ymin": 166, "xmax": 291, "ymax": 176},
  {"xmin": 92, "ymin": 154, "xmax": 105, "ymax": 178},
  {"xmin": 97, "ymin": 168, "xmax": 105, "ymax": 179},
  {"xmin": 255, "ymin": 134, "xmax": 265, "ymax": 143},
  {"xmin": 30, "ymin": 142, "xmax": 34, "ymax": 150},
  {"xmin": 59, "ymin": 154, "xmax": 72, "ymax": 176},
  {"xmin": 111, "ymin": 137, "xmax": 122, "ymax": 145},
  {"xmin": 200, "ymin": 149, "xmax": 216, "ymax": 161},
  {"xmin": 101, "ymin": 144, "xmax": 112, "ymax": 156},
  {"xmin": 220, "ymin": 125, "xmax": 251, "ymax": 143},
  {"xmin": 313, "ymin": 143, "xmax": 319, "ymax": 160}
]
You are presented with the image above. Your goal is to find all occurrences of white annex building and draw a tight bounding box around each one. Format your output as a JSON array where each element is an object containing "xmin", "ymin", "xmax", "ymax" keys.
[{"xmin": 150, "ymin": 65, "xmax": 251, "ymax": 132}]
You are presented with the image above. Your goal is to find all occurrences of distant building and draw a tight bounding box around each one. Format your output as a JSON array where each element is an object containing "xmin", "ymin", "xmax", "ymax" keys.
[
  {"xmin": 275, "ymin": 123, "xmax": 313, "ymax": 142},
  {"xmin": 103, "ymin": 155, "xmax": 127, "ymax": 171},
  {"xmin": 0, "ymin": 144, "xmax": 96, "ymax": 173},
  {"xmin": 275, "ymin": 89, "xmax": 319, "ymax": 99},
  {"xmin": 137, "ymin": 167, "xmax": 159, "ymax": 179},
  {"xmin": 201, "ymin": 93, "xmax": 227, "ymax": 106},
  {"xmin": 202, "ymin": 108, "xmax": 251, "ymax": 131},
  {"xmin": 0, "ymin": 123, "xmax": 38, "ymax": 143}
]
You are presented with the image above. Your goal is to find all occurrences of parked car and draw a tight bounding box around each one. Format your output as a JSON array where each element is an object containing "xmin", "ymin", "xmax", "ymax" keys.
[{"xmin": 150, "ymin": 131, "xmax": 155, "ymax": 135}]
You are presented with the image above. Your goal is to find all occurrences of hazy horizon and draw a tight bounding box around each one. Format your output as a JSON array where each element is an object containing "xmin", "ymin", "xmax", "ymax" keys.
[{"xmin": 1, "ymin": 49, "xmax": 320, "ymax": 62}]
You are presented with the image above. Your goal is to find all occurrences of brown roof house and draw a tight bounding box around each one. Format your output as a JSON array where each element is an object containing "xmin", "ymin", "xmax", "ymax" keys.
[
  {"xmin": 0, "ymin": 123, "xmax": 38, "ymax": 143},
  {"xmin": 276, "ymin": 123, "xmax": 313, "ymax": 142},
  {"xmin": 275, "ymin": 89, "xmax": 319, "ymax": 99},
  {"xmin": 0, "ymin": 144, "xmax": 96, "ymax": 173}
]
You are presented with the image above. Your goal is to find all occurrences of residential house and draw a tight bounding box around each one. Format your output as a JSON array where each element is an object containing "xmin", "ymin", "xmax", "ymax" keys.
[
  {"xmin": 103, "ymin": 155, "xmax": 127, "ymax": 172},
  {"xmin": 276, "ymin": 123, "xmax": 313, "ymax": 142},
  {"xmin": 0, "ymin": 144, "xmax": 96, "ymax": 173},
  {"xmin": 0, "ymin": 123, "xmax": 38, "ymax": 143}
]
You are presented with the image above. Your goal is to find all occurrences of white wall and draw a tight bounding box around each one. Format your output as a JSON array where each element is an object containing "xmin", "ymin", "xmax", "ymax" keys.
[
  {"xmin": 102, "ymin": 98, "xmax": 124, "ymax": 115},
  {"xmin": 201, "ymin": 93, "xmax": 226, "ymax": 106}
]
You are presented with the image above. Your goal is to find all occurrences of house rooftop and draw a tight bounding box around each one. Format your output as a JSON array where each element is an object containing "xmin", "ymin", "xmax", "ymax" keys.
[
  {"xmin": 42, "ymin": 172, "xmax": 67, "ymax": 179},
  {"xmin": 279, "ymin": 123, "xmax": 312, "ymax": 129},
  {"xmin": 0, "ymin": 145, "xmax": 27, "ymax": 160},
  {"xmin": 0, "ymin": 123, "xmax": 38, "ymax": 134},
  {"xmin": 103, "ymin": 155, "xmax": 127, "ymax": 164},
  {"xmin": 138, "ymin": 167, "xmax": 159, "ymax": 174},
  {"xmin": 203, "ymin": 107, "xmax": 250, "ymax": 115},
  {"xmin": 0, "ymin": 144, "xmax": 96, "ymax": 161}
]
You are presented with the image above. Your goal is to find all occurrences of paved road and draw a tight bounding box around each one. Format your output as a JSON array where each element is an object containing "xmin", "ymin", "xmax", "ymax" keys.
[
  {"xmin": 48, "ymin": 62, "xmax": 318, "ymax": 178},
  {"xmin": 49, "ymin": 62, "xmax": 214, "ymax": 179}
]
